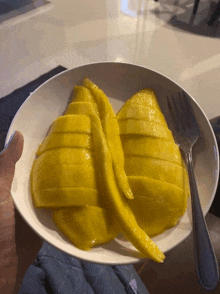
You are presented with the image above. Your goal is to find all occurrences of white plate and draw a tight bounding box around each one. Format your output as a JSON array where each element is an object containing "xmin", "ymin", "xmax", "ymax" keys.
[{"xmin": 7, "ymin": 62, "xmax": 219, "ymax": 265}]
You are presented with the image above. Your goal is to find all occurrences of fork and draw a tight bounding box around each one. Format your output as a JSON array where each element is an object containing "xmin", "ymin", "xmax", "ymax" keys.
[{"xmin": 167, "ymin": 92, "xmax": 219, "ymax": 292}]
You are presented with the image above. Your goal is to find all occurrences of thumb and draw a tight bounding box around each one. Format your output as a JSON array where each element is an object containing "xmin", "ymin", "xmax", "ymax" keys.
[{"xmin": 0, "ymin": 131, "xmax": 24, "ymax": 180}]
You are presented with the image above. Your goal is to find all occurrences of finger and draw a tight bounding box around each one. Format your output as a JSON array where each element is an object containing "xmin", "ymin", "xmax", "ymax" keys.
[
  {"xmin": 0, "ymin": 131, "xmax": 24, "ymax": 184},
  {"xmin": 0, "ymin": 131, "xmax": 24, "ymax": 163}
]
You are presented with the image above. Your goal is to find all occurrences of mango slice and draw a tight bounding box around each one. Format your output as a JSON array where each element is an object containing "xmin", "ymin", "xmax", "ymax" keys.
[
  {"xmin": 73, "ymin": 85, "xmax": 96, "ymax": 104},
  {"xmin": 118, "ymin": 119, "xmax": 173, "ymax": 139},
  {"xmin": 31, "ymin": 112, "xmax": 100, "ymax": 208},
  {"xmin": 37, "ymin": 133, "xmax": 92, "ymax": 156},
  {"xmin": 64, "ymin": 83, "xmax": 165, "ymax": 260},
  {"xmin": 128, "ymin": 176, "xmax": 188, "ymax": 214},
  {"xmin": 31, "ymin": 80, "xmax": 188, "ymax": 263},
  {"xmin": 32, "ymin": 147, "xmax": 99, "ymax": 208},
  {"xmin": 120, "ymin": 89, "xmax": 164, "ymax": 109},
  {"xmin": 121, "ymin": 136, "xmax": 181, "ymax": 164},
  {"xmin": 65, "ymin": 102, "xmax": 99, "ymax": 117},
  {"xmin": 84, "ymin": 78, "xmax": 133, "ymax": 200},
  {"xmin": 49, "ymin": 115, "xmax": 92, "ymax": 134},
  {"xmin": 117, "ymin": 88, "xmax": 189, "ymax": 238},
  {"xmin": 90, "ymin": 115, "xmax": 165, "ymax": 262},
  {"xmin": 53, "ymin": 206, "xmax": 118, "ymax": 250},
  {"xmin": 33, "ymin": 163, "xmax": 97, "ymax": 191},
  {"xmin": 31, "ymin": 83, "xmax": 119, "ymax": 251},
  {"xmin": 117, "ymin": 104, "xmax": 167, "ymax": 127},
  {"xmin": 128, "ymin": 196, "xmax": 183, "ymax": 237},
  {"xmin": 36, "ymin": 148, "xmax": 94, "ymax": 166},
  {"xmin": 32, "ymin": 187, "xmax": 99, "ymax": 209},
  {"xmin": 124, "ymin": 156, "xmax": 187, "ymax": 187}
]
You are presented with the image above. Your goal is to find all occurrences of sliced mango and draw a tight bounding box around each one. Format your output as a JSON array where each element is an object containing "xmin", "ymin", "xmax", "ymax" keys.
[
  {"xmin": 90, "ymin": 114, "xmax": 165, "ymax": 262},
  {"xmin": 128, "ymin": 176, "xmax": 188, "ymax": 212},
  {"xmin": 65, "ymin": 101, "xmax": 99, "ymax": 117},
  {"xmin": 121, "ymin": 136, "xmax": 181, "ymax": 164},
  {"xmin": 121, "ymin": 89, "xmax": 163, "ymax": 109},
  {"xmin": 84, "ymin": 78, "xmax": 133, "ymax": 200},
  {"xmin": 31, "ymin": 156, "xmax": 100, "ymax": 208},
  {"xmin": 128, "ymin": 196, "xmax": 183, "ymax": 237},
  {"xmin": 127, "ymin": 175, "xmax": 188, "ymax": 236},
  {"xmin": 117, "ymin": 88, "xmax": 189, "ymax": 241},
  {"xmin": 31, "ymin": 80, "xmax": 188, "ymax": 263},
  {"xmin": 117, "ymin": 104, "xmax": 168, "ymax": 127},
  {"xmin": 118, "ymin": 119, "xmax": 173, "ymax": 139},
  {"xmin": 49, "ymin": 115, "xmax": 92, "ymax": 134},
  {"xmin": 73, "ymin": 85, "xmax": 96, "ymax": 104},
  {"xmin": 33, "ymin": 187, "xmax": 99, "ymax": 208},
  {"xmin": 53, "ymin": 206, "xmax": 118, "ymax": 250},
  {"xmin": 32, "ymin": 163, "xmax": 97, "ymax": 190},
  {"xmin": 124, "ymin": 155, "xmax": 186, "ymax": 188},
  {"xmin": 36, "ymin": 148, "xmax": 94, "ymax": 167},
  {"xmin": 31, "ymin": 81, "xmax": 120, "ymax": 251},
  {"xmin": 83, "ymin": 78, "xmax": 115, "ymax": 120},
  {"xmin": 37, "ymin": 133, "xmax": 92, "ymax": 156}
]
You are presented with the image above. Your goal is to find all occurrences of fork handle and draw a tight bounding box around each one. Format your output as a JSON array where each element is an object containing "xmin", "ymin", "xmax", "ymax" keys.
[{"xmin": 186, "ymin": 151, "xmax": 219, "ymax": 291}]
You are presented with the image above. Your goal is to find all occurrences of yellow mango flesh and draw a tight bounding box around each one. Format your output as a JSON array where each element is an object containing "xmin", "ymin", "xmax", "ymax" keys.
[
  {"xmin": 117, "ymin": 89, "xmax": 189, "ymax": 238},
  {"xmin": 128, "ymin": 176, "xmax": 188, "ymax": 215},
  {"xmin": 65, "ymin": 101, "xmax": 99, "ymax": 117},
  {"xmin": 117, "ymin": 104, "xmax": 167, "ymax": 127},
  {"xmin": 33, "ymin": 80, "xmax": 164, "ymax": 262},
  {"xmin": 124, "ymin": 156, "xmax": 187, "ymax": 187},
  {"xmin": 33, "ymin": 163, "xmax": 97, "ymax": 190},
  {"xmin": 121, "ymin": 136, "xmax": 181, "ymax": 164},
  {"xmin": 53, "ymin": 206, "xmax": 118, "ymax": 250},
  {"xmin": 31, "ymin": 109, "xmax": 100, "ymax": 207},
  {"xmin": 31, "ymin": 84, "xmax": 123, "ymax": 251},
  {"xmin": 31, "ymin": 81, "xmax": 188, "ymax": 263},
  {"xmin": 118, "ymin": 119, "xmax": 173, "ymax": 139},
  {"xmin": 32, "ymin": 90, "xmax": 119, "ymax": 248},
  {"xmin": 33, "ymin": 187, "xmax": 99, "ymax": 208},
  {"xmin": 81, "ymin": 80, "xmax": 164, "ymax": 261},
  {"xmin": 90, "ymin": 114, "xmax": 165, "ymax": 262},
  {"xmin": 32, "ymin": 145, "xmax": 100, "ymax": 208},
  {"xmin": 121, "ymin": 89, "xmax": 163, "ymax": 109},
  {"xmin": 37, "ymin": 133, "xmax": 92, "ymax": 156},
  {"xmin": 73, "ymin": 85, "xmax": 95, "ymax": 103},
  {"xmin": 49, "ymin": 114, "xmax": 92, "ymax": 134},
  {"xmin": 84, "ymin": 78, "xmax": 133, "ymax": 200},
  {"xmin": 128, "ymin": 196, "xmax": 182, "ymax": 237},
  {"xmin": 36, "ymin": 148, "xmax": 94, "ymax": 166},
  {"xmin": 83, "ymin": 79, "xmax": 115, "ymax": 119}
]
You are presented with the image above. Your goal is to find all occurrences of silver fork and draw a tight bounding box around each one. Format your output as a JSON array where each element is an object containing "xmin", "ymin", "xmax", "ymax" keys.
[{"xmin": 167, "ymin": 92, "xmax": 219, "ymax": 292}]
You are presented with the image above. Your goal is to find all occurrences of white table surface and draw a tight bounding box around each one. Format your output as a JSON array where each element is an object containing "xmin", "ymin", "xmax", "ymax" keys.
[
  {"xmin": 1, "ymin": 0, "xmax": 220, "ymax": 120},
  {"xmin": 0, "ymin": 0, "xmax": 220, "ymax": 293}
]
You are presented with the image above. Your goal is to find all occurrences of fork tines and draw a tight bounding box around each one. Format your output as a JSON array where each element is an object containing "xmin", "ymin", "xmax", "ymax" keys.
[{"xmin": 167, "ymin": 92, "xmax": 200, "ymax": 138}]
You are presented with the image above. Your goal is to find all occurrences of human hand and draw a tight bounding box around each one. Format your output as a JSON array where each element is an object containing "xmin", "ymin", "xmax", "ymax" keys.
[
  {"xmin": 0, "ymin": 130, "xmax": 24, "ymax": 238},
  {"xmin": 0, "ymin": 130, "xmax": 24, "ymax": 203},
  {"xmin": 0, "ymin": 131, "xmax": 42, "ymax": 293},
  {"xmin": 0, "ymin": 131, "xmax": 24, "ymax": 291}
]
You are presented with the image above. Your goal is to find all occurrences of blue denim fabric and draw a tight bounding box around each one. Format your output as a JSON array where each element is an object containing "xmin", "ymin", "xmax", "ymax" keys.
[{"xmin": 18, "ymin": 242, "xmax": 149, "ymax": 294}]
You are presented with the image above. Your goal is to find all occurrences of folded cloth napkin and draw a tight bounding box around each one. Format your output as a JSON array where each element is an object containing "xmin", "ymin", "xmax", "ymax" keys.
[
  {"xmin": 0, "ymin": 67, "xmax": 149, "ymax": 294},
  {"xmin": 18, "ymin": 242, "xmax": 148, "ymax": 294}
]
